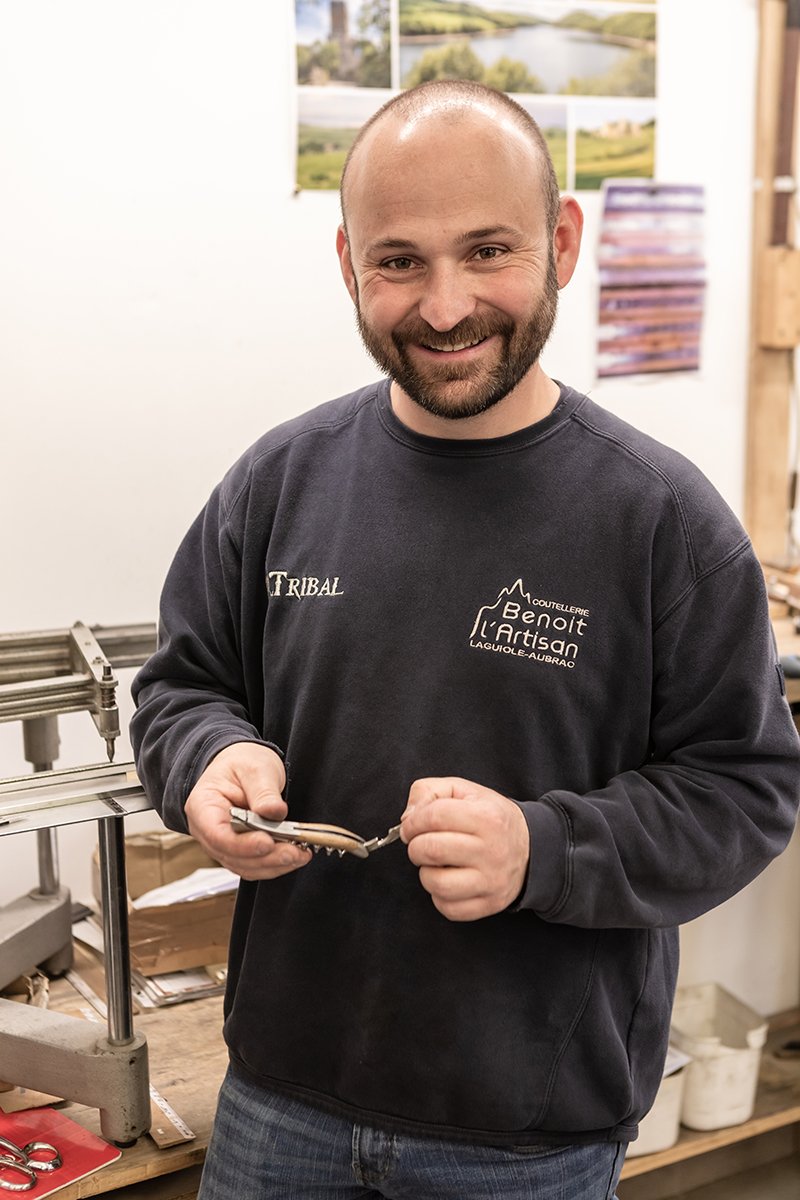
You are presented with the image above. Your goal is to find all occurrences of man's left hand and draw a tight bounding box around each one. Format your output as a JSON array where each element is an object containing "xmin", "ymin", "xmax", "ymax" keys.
[{"xmin": 400, "ymin": 778, "xmax": 530, "ymax": 921}]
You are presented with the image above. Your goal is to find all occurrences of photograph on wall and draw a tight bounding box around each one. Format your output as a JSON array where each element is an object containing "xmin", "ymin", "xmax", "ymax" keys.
[
  {"xmin": 295, "ymin": 0, "xmax": 657, "ymax": 191},
  {"xmin": 296, "ymin": 0, "xmax": 391, "ymax": 89},
  {"xmin": 595, "ymin": 181, "xmax": 706, "ymax": 380},
  {"xmin": 297, "ymin": 87, "xmax": 391, "ymax": 190},
  {"xmin": 512, "ymin": 98, "xmax": 569, "ymax": 189},
  {"xmin": 398, "ymin": 2, "xmax": 656, "ymax": 97},
  {"xmin": 573, "ymin": 98, "xmax": 655, "ymax": 190}
]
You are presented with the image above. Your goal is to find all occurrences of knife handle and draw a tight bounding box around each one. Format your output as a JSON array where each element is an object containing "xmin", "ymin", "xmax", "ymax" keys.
[{"xmin": 230, "ymin": 807, "xmax": 369, "ymax": 858}]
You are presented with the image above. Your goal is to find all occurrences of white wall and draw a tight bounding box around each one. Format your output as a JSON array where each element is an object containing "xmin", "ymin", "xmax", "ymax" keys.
[{"xmin": 2, "ymin": 0, "xmax": 798, "ymax": 1016}]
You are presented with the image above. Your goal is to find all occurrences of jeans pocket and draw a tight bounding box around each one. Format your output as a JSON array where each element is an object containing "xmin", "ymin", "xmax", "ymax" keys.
[{"xmin": 507, "ymin": 1142, "xmax": 573, "ymax": 1159}]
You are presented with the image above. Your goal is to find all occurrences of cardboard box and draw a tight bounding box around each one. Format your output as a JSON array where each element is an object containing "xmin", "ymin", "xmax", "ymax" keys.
[
  {"xmin": 111, "ymin": 830, "xmax": 220, "ymax": 901},
  {"xmin": 92, "ymin": 831, "xmax": 235, "ymax": 977}
]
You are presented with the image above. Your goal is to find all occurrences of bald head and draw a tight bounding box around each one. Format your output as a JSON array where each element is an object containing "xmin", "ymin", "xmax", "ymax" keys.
[{"xmin": 340, "ymin": 81, "xmax": 561, "ymax": 240}]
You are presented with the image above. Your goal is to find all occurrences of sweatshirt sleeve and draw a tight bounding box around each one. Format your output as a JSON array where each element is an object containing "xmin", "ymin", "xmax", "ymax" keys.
[
  {"xmin": 516, "ymin": 544, "xmax": 800, "ymax": 928},
  {"xmin": 130, "ymin": 477, "xmax": 279, "ymax": 834}
]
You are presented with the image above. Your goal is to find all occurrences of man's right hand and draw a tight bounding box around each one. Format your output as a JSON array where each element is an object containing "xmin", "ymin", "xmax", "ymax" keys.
[{"xmin": 184, "ymin": 742, "xmax": 311, "ymax": 880}]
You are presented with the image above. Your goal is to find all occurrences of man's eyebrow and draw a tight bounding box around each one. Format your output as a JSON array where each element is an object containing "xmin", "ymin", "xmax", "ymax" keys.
[
  {"xmin": 364, "ymin": 226, "xmax": 523, "ymax": 256},
  {"xmin": 455, "ymin": 225, "xmax": 523, "ymax": 244},
  {"xmin": 364, "ymin": 237, "xmax": 417, "ymax": 255}
]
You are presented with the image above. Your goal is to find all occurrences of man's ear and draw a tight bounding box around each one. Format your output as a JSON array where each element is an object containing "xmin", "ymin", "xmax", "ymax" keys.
[
  {"xmin": 336, "ymin": 225, "xmax": 358, "ymax": 304},
  {"xmin": 553, "ymin": 196, "xmax": 584, "ymax": 289}
]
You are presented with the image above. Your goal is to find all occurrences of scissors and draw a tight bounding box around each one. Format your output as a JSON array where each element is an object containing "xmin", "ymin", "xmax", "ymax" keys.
[{"xmin": 0, "ymin": 1134, "xmax": 62, "ymax": 1192}]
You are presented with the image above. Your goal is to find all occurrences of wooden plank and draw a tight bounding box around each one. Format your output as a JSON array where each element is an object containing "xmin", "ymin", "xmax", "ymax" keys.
[
  {"xmin": 672, "ymin": 1154, "xmax": 800, "ymax": 1200},
  {"xmin": 758, "ymin": 247, "xmax": 800, "ymax": 347},
  {"xmin": 746, "ymin": 0, "xmax": 795, "ymax": 562},
  {"xmin": 770, "ymin": 4, "xmax": 800, "ymax": 245},
  {"xmin": 96, "ymin": 1165, "xmax": 203, "ymax": 1200},
  {"xmin": 746, "ymin": 351, "xmax": 794, "ymax": 562}
]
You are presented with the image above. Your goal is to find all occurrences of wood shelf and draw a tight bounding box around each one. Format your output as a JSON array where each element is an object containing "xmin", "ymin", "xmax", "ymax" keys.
[
  {"xmin": 670, "ymin": 1154, "xmax": 800, "ymax": 1200},
  {"xmin": 621, "ymin": 1012, "xmax": 800, "ymax": 1181}
]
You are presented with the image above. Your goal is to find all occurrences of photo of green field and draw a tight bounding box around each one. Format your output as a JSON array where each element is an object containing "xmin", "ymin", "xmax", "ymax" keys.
[
  {"xmin": 297, "ymin": 122, "xmax": 566, "ymax": 191},
  {"xmin": 296, "ymin": 87, "xmax": 391, "ymax": 190},
  {"xmin": 574, "ymin": 103, "xmax": 656, "ymax": 189},
  {"xmin": 543, "ymin": 129, "xmax": 567, "ymax": 190},
  {"xmin": 297, "ymin": 125, "xmax": 359, "ymax": 190},
  {"xmin": 514, "ymin": 99, "xmax": 569, "ymax": 189}
]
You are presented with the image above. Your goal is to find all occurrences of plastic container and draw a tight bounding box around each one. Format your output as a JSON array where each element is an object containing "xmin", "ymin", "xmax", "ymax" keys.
[
  {"xmin": 669, "ymin": 983, "xmax": 767, "ymax": 1131},
  {"xmin": 626, "ymin": 1067, "xmax": 686, "ymax": 1157}
]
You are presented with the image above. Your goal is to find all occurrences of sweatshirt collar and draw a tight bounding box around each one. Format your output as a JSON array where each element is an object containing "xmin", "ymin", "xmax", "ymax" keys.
[{"xmin": 374, "ymin": 378, "xmax": 584, "ymax": 457}]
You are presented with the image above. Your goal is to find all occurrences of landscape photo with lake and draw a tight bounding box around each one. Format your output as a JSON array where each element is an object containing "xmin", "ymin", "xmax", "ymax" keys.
[{"xmin": 398, "ymin": 2, "xmax": 657, "ymax": 96}]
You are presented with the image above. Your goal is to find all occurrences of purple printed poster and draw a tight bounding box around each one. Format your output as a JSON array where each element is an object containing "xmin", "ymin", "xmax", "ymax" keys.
[{"xmin": 596, "ymin": 180, "xmax": 706, "ymax": 379}]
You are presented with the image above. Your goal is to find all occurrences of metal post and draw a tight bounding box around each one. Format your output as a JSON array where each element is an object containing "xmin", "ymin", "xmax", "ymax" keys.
[
  {"xmin": 23, "ymin": 715, "xmax": 62, "ymax": 897},
  {"xmin": 35, "ymin": 830, "xmax": 59, "ymax": 896},
  {"xmin": 96, "ymin": 816, "xmax": 134, "ymax": 1045}
]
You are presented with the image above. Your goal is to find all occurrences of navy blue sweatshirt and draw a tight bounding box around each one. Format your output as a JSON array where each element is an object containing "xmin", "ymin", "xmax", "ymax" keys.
[{"xmin": 131, "ymin": 381, "xmax": 800, "ymax": 1146}]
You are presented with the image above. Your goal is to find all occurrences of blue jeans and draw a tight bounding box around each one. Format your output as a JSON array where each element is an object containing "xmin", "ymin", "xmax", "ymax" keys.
[{"xmin": 197, "ymin": 1068, "xmax": 625, "ymax": 1200}]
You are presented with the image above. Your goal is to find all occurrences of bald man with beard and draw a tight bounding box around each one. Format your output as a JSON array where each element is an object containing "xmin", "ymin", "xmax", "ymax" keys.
[{"xmin": 132, "ymin": 81, "xmax": 800, "ymax": 1199}]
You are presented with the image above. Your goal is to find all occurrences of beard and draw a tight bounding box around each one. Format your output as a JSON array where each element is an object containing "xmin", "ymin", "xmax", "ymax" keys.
[{"xmin": 355, "ymin": 253, "xmax": 560, "ymax": 422}]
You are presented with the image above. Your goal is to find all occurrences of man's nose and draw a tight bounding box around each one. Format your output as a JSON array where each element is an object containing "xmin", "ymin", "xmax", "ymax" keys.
[{"xmin": 417, "ymin": 265, "xmax": 477, "ymax": 332}]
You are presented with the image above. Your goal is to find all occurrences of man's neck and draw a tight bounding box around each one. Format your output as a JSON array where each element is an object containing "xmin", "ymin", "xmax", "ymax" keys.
[{"xmin": 389, "ymin": 368, "xmax": 561, "ymax": 440}]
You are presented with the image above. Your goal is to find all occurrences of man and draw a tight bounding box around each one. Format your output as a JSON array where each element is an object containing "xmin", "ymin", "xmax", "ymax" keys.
[{"xmin": 131, "ymin": 81, "xmax": 800, "ymax": 1199}]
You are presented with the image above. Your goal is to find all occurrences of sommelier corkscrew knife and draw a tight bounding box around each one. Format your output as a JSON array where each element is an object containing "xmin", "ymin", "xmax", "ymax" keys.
[{"xmin": 230, "ymin": 807, "xmax": 402, "ymax": 860}]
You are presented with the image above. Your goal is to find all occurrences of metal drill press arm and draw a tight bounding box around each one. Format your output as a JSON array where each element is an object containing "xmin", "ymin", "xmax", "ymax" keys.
[{"xmin": 0, "ymin": 622, "xmax": 157, "ymax": 763}]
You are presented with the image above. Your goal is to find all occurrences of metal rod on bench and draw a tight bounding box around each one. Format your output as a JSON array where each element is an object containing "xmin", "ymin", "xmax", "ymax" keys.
[
  {"xmin": 24, "ymin": 716, "xmax": 62, "ymax": 898},
  {"xmin": 97, "ymin": 815, "xmax": 134, "ymax": 1044}
]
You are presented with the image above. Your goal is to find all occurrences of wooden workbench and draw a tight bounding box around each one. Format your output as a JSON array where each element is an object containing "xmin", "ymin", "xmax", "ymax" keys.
[
  {"xmin": 771, "ymin": 606, "xmax": 800, "ymax": 705},
  {"xmin": 42, "ymin": 979, "xmax": 227, "ymax": 1199}
]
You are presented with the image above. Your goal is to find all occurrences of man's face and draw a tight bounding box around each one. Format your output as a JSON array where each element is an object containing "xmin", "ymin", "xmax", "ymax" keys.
[
  {"xmin": 353, "ymin": 251, "xmax": 559, "ymax": 422},
  {"xmin": 339, "ymin": 107, "xmax": 564, "ymax": 422}
]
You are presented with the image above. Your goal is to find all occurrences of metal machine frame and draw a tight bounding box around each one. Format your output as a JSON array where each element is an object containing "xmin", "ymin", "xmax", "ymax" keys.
[{"xmin": 0, "ymin": 623, "xmax": 157, "ymax": 1145}]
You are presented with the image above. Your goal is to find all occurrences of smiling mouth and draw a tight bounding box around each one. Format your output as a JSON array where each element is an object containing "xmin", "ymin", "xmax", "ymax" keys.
[{"xmin": 421, "ymin": 336, "xmax": 488, "ymax": 353}]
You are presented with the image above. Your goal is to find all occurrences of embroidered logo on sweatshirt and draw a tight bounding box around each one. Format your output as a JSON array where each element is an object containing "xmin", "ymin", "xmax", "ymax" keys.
[
  {"xmin": 266, "ymin": 570, "xmax": 343, "ymax": 598},
  {"xmin": 469, "ymin": 579, "xmax": 589, "ymax": 670}
]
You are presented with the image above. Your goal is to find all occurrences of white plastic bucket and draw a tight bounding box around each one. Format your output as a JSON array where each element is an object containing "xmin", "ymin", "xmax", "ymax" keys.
[
  {"xmin": 669, "ymin": 983, "xmax": 767, "ymax": 1131},
  {"xmin": 627, "ymin": 1068, "xmax": 685, "ymax": 1157}
]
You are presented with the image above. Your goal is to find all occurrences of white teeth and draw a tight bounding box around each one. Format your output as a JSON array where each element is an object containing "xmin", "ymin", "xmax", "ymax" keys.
[{"xmin": 427, "ymin": 338, "xmax": 482, "ymax": 353}]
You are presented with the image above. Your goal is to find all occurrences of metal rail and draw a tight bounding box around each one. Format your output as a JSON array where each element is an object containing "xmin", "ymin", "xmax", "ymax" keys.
[{"xmin": 0, "ymin": 762, "xmax": 150, "ymax": 835}]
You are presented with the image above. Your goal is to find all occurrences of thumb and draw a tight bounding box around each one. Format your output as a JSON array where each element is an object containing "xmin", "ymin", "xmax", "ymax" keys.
[{"xmin": 234, "ymin": 757, "xmax": 288, "ymax": 821}]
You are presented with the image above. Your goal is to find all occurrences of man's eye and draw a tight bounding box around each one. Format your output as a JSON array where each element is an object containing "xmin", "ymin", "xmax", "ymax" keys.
[
  {"xmin": 474, "ymin": 246, "xmax": 504, "ymax": 261},
  {"xmin": 383, "ymin": 257, "xmax": 415, "ymax": 271}
]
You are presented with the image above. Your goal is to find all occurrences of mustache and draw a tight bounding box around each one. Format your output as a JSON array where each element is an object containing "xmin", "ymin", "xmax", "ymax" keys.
[{"xmin": 391, "ymin": 314, "xmax": 513, "ymax": 352}]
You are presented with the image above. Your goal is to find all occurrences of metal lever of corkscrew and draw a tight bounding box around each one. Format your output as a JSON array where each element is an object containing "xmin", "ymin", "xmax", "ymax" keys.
[{"xmin": 230, "ymin": 807, "xmax": 402, "ymax": 860}]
